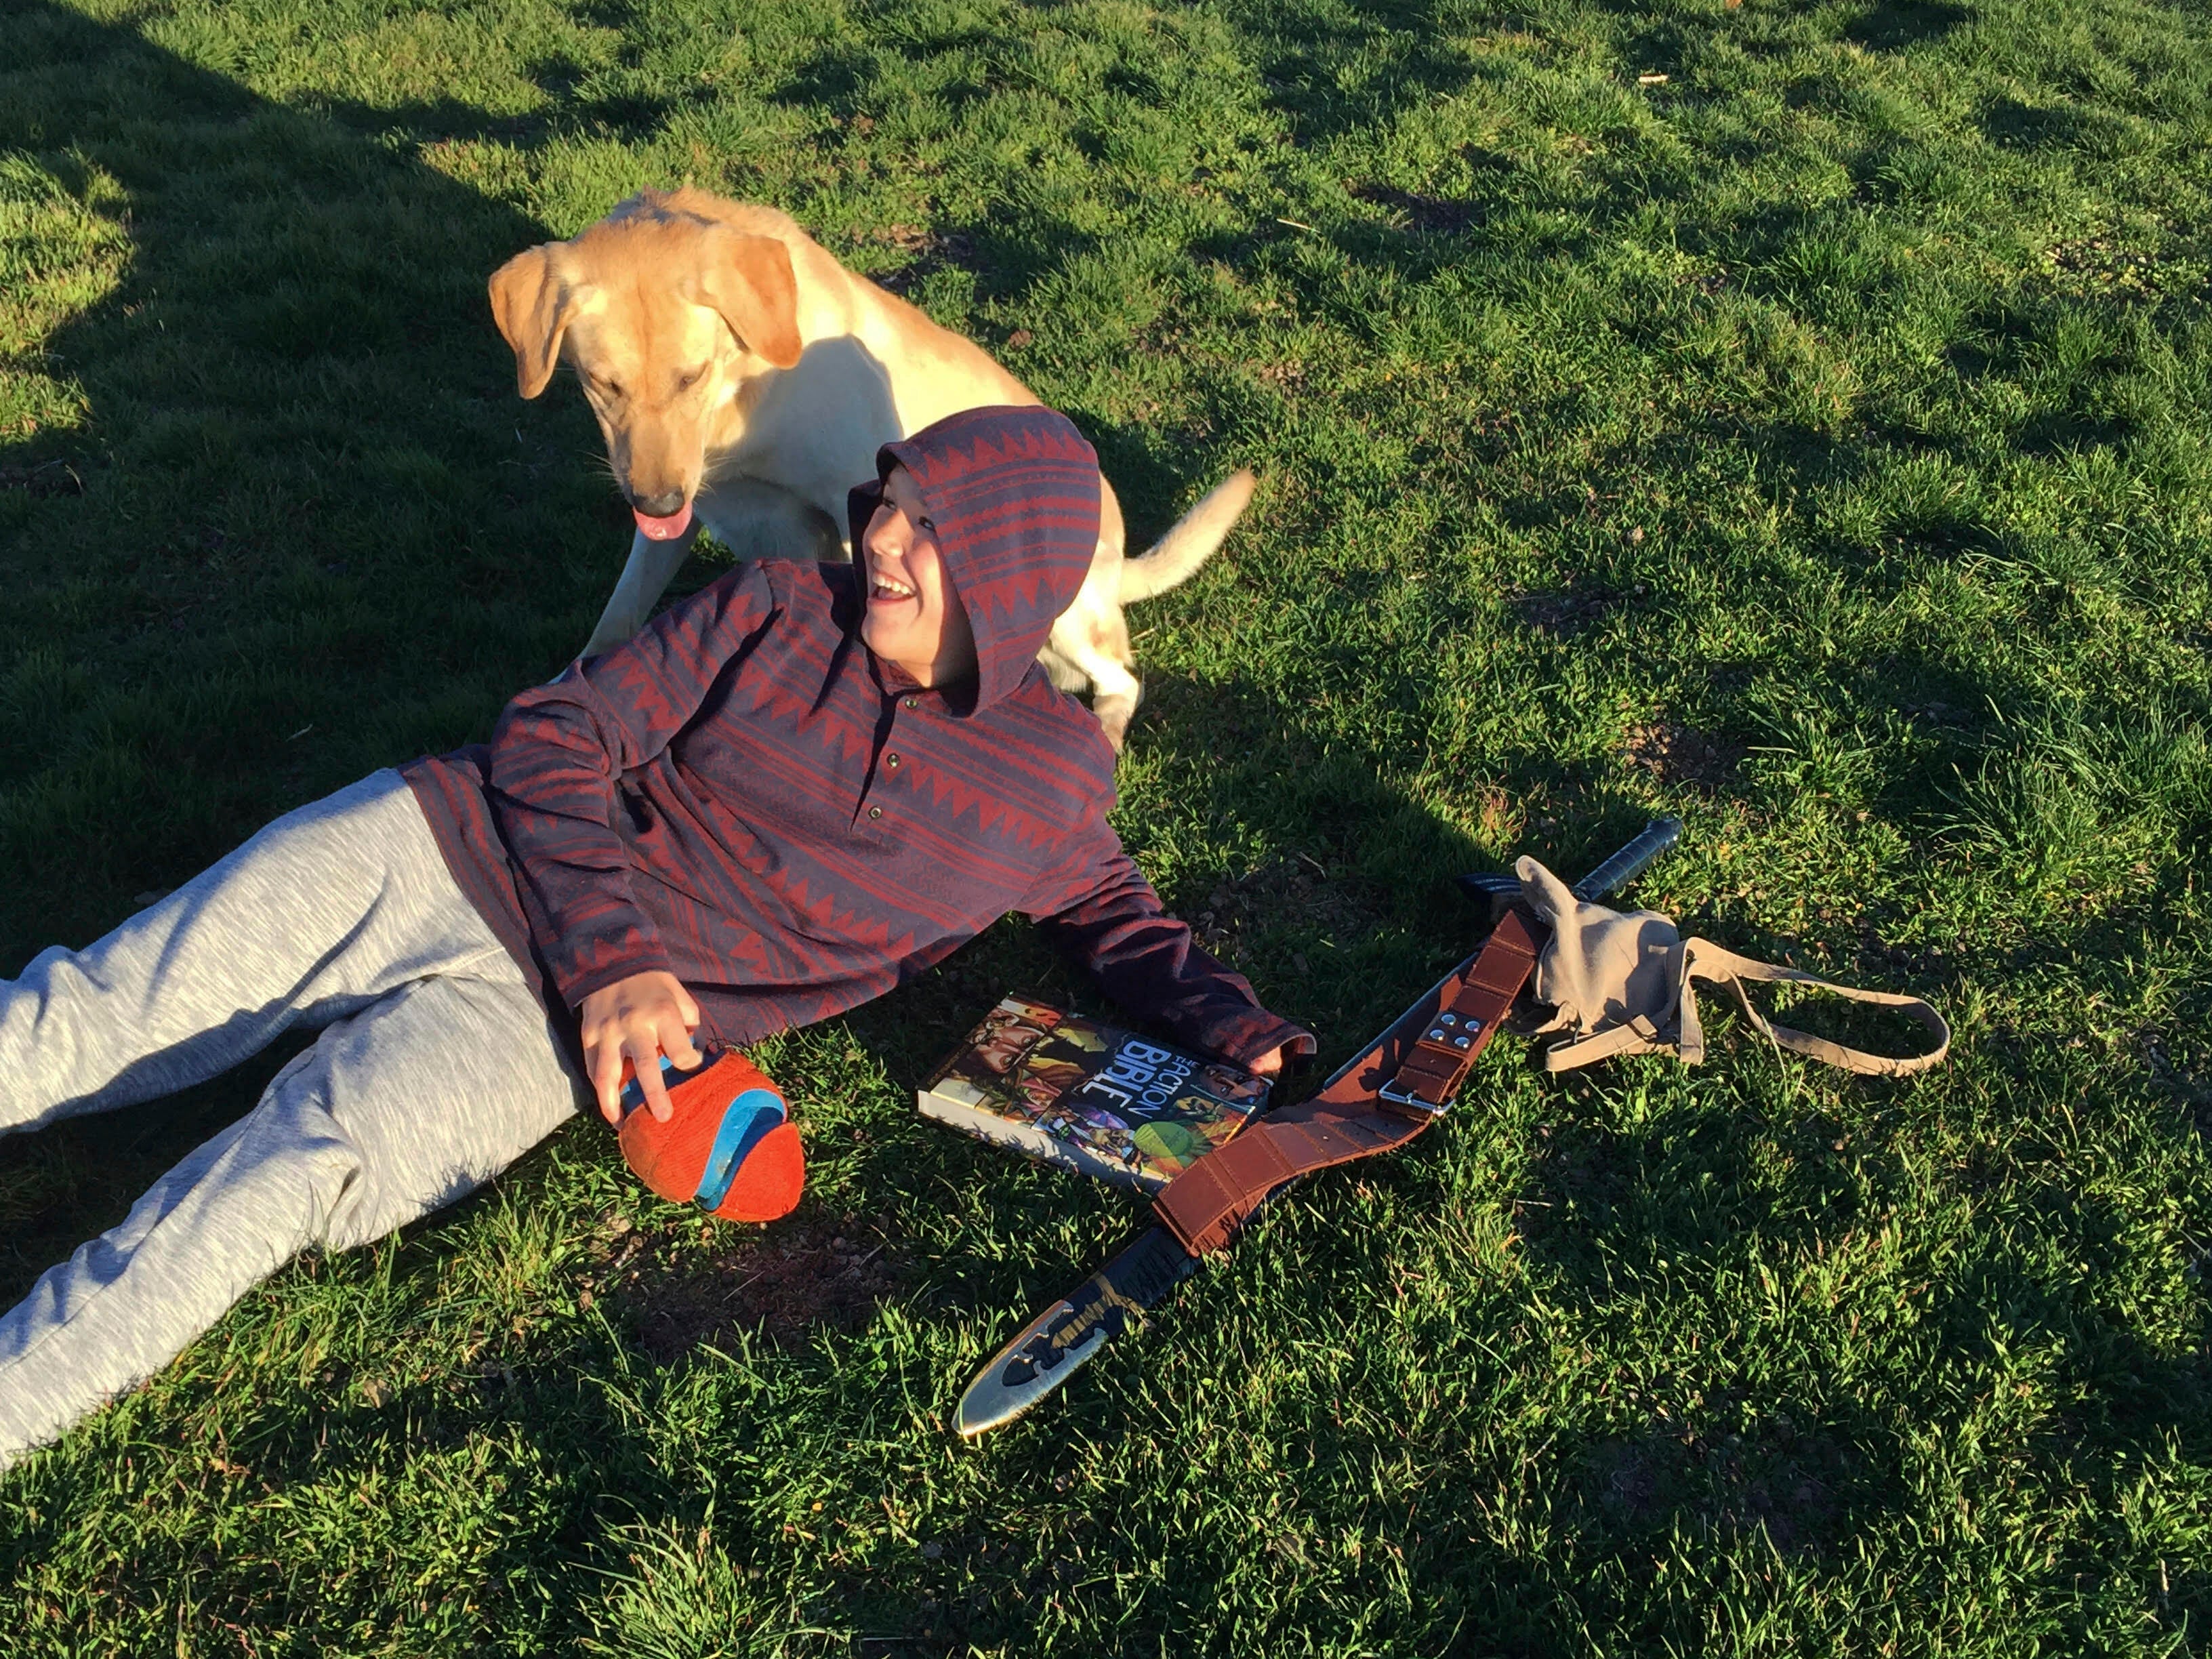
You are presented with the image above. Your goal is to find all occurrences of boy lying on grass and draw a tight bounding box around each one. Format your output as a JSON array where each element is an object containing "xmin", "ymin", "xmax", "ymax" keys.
[{"xmin": 0, "ymin": 406, "xmax": 1311, "ymax": 1465}]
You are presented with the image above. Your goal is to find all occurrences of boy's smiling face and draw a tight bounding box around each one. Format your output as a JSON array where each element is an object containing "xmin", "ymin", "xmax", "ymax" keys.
[{"xmin": 860, "ymin": 464, "xmax": 978, "ymax": 688}]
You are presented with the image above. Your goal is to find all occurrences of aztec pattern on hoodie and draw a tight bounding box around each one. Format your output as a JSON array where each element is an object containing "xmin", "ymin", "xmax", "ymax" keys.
[{"xmin": 403, "ymin": 405, "xmax": 1313, "ymax": 1068}]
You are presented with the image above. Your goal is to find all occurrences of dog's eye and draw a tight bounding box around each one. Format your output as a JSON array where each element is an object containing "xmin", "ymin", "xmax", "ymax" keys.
[{"xmin": 676, "ymin": 367, "xmax": 704, "ymax": 391}]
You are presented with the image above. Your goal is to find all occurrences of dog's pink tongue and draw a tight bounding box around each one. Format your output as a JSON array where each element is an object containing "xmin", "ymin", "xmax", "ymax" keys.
[{"xmin": 633, "ymin": 504, "xmax": 694, "ymax": 541}]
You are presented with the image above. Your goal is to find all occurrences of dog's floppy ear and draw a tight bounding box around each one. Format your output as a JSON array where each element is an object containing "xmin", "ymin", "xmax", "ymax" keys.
[
  {"xmin": 696, "ymin": 230, "xmax": 802, "ymax": 370},
  {"xmin": 487, "ymin": 245, "xmax": 575, "ymax": 399}
]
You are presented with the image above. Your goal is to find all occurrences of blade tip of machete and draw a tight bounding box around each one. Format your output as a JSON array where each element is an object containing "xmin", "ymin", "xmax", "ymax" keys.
[{"xmin": 954, "ymin": 1396, "xmax": 1012, "ymax": 1438}]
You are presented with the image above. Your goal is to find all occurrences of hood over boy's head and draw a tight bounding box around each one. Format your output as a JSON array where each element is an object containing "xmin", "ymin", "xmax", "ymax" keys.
[{"xmin": 846, "ymin": 405, "xmax": 1101, "ymax": 712}]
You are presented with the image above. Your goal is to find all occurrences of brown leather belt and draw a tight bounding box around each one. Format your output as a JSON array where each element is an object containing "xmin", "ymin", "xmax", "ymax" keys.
[{"xmin": 1151, "ymin": 909, "xmax": 1544, "ymax": 1256}]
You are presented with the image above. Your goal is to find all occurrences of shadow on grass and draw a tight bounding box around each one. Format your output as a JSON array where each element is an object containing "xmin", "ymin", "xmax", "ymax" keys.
[
  {"xmin": 0, "ymin": 0, "xmax": 617, "ymax": 928},
  {"xmin": 1488, "ymin": 1066, "xmax": 2211, "ymax": 1599},
  {"xmin": 0, "ymin": 0, "xmax": 610, "ymax": 1295},
  {"xmin": 1840, "ymin": 1, "xmax": 1971, "ymax": 53},
  {"xmin": 1223, "ymin": 0, "xmax": 1486, "ymax": 154}
]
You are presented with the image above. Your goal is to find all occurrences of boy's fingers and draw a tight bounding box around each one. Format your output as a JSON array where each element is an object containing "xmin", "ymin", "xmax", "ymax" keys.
[
  {"xmin": 581, "ymin": 985, "xmax": 701, "ymax": 1127},
  {"xmin": 636, "ymin": 1040, "xmax": 676, "ymax": 1122},
  {"xmin": 590, "ymin": 1040, "xmax": 624, "ymax": 1125}
]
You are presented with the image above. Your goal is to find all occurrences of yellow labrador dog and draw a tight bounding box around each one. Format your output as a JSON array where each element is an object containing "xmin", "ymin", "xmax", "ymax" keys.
[{"xmin": 488, "ymin": 187, "xmax": 1254, "ymax": 747}]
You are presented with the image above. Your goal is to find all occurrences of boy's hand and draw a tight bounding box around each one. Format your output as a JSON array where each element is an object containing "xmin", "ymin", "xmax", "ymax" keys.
[
  {"xmin": 579, "ymin": 970, "xmax": 703, "ymax": 1124},
  {"xmin": 1248, "ymin": 1044, "xmax": 1292, "ymax": 1078}
]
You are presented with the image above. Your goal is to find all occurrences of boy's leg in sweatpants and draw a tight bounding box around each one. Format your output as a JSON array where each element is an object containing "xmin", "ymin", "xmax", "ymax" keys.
[
  {"xmin": 1, "ymin": 769, "xmax": 526, "ymax": 1132},
  {"xmin": 0, "ymin": 770, "xmax": 588, "ymax": 1462}
]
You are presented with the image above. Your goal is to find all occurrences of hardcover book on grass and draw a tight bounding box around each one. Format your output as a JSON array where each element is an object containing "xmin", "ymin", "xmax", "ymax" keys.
[{"xmin": 918, "ymin": 994, "xmax": 1269, "ymax": 1191}]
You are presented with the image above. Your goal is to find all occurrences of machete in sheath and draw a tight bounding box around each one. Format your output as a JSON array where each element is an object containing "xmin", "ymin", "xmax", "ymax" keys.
[{"xmin": 955, "ymin": 818, "xmax": 1682, "ymax": 1438}]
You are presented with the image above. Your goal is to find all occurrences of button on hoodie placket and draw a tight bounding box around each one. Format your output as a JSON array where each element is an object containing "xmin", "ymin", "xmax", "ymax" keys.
[{"xmin": 861, "ymin": 694, "xmax": 922, "ymax": 826}]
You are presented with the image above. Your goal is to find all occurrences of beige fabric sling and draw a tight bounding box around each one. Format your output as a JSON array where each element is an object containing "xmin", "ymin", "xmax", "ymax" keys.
[{"xmin": 1515, "ymin": 857, "xmax": 1950, "ymax": 1078}]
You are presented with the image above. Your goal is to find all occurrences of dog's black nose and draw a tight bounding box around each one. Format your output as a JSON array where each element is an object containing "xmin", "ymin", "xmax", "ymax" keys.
[{"xmin": 630, "ymin": 488, "xmax": 687, "ymax": 518}]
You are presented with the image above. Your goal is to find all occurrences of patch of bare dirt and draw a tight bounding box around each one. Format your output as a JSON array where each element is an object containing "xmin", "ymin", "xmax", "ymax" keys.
[
  {"xmin": 1624, "ymin": 720, "xmax": 1745, "ymax": 789},
  {"xmin": 1513, "ymin": 584, "xmax": 1622, "ymax": 637},
  {"xmin": 1584, "ymin": 1413, "xmax": 1852, "ymax": 1553},
  {"xmin": 1348, "ymin": 180, "xmax": 1481, "ymax": 234},
  {"xmin": 2139, "ymin": 1027, "xmax": 2212, "ymax": 1135},
  {"xmin": 1900, "ymin": 697, "xmax": 1973, "ymax": 727},
  {"xmin": 2042, "ymin": 232, "xmax": 2165, "ymax": 300},
  {"xmin": 868, "ymin": 223, "xmax": 978, "ymax": 294},
  {"xmin": 595, "ymin": 1212, "xmax": 905, "ymax": 1361},
  {"xmin": 0, "ymin": 457, "xmax": 87, "ymax": 497},
  {"xmin": 1853, "ymin": 930, "xmax": 1959, "ymax": 981},
  {"xmin": 1190, "ymin": 852, "xmax": 1390, "ymax": 960}
]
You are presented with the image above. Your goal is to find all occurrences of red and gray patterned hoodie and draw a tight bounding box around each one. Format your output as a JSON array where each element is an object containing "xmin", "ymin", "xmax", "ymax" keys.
[{"xmin": 404, "ymin": 405, "xmax": 1312, "ymax": 1069}]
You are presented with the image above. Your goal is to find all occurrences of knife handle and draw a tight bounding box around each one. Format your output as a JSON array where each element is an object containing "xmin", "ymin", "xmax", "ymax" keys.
[{"xmin": 1570, "ymin": 817, "xmax": 1681, "ymax": 903}]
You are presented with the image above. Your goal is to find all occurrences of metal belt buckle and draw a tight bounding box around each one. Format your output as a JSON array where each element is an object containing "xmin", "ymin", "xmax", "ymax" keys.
[
  {"xmin": 1378, "ymin": 1077, "xmax": 1452, "ymax": 1115},
  {"xmin": 1376, "ymin": 1010, "xmax": 1479, "ymax": 1115}
]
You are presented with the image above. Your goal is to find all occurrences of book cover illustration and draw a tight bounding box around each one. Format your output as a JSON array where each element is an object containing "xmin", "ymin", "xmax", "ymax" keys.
[{"xmin": 918, "ymin": 994, "xmax": 1269, "ymax": 1191}]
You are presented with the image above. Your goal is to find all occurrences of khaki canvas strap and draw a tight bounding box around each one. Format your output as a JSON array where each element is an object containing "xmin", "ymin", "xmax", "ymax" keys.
[
  {"xmin": 1540, "ymin": 937, "xmax": 1950, "ymax": 1078},
  {"xmin": 1152, "ymin": 910, "xmax": 1543, "ymax": 1256}
]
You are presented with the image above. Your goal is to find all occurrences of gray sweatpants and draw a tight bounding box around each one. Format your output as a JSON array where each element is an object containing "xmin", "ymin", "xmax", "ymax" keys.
[{"xmin": 0, "ymin": 770, "xmax": 587, "ymax": 1463}]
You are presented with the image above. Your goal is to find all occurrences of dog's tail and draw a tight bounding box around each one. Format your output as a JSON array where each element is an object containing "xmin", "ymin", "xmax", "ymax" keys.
[{"xmin": 1118, "ymin": 468, "xmax": 1257, "ymax": 605}]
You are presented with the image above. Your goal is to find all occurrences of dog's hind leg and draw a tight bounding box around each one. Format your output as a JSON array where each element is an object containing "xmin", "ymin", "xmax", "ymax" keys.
[
  {"xmin": 1084, "ymin": 660, "xmax": 1142, "ymax": 753},
  {"xmin": 581, "ymin": 523, "xmax": 700, "ymax": 658}
]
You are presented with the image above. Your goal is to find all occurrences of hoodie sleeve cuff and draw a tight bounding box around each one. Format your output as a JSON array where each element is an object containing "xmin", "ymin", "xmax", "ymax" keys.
[
  {"xmin": 1189, "ymin": 1004, "xmax": 1317, "ymax": 1071},
  {"xmin": 555, "ymin": 947, "xmax": 678, "ymax": 1012}
]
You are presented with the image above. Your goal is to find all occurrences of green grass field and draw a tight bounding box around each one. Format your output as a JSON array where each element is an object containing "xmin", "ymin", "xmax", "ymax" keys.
[{"xmin": 5, "ymin": 0, "xmax": 2212, "ymax": 1650}]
